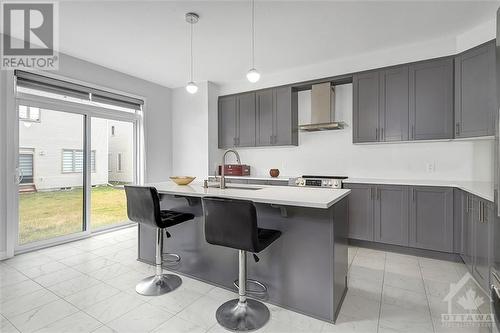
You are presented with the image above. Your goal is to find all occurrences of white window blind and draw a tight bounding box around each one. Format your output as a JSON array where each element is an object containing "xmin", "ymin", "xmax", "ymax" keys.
[{"xmin": 62, "ymin": 150, "xmax": 95, "ymax": 173}]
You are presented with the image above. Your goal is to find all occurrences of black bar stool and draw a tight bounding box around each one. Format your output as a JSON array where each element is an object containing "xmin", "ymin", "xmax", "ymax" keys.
[
  {"xmin": 125, "ymin": 185, "xmax": 194, "ymax": 296},
  {"xmin": 202, "ymin": 196, "xmax": 281, "ymax": 331}
]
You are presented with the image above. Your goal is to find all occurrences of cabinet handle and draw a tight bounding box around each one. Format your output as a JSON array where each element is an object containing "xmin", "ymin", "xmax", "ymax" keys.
[
  {"xmin": 375, "ymin": 128, "xmax": 379, "ymax": 141},
  {"xmin": 380, "ymin": 128, "xmax": 384, "ymax": 141},
  {"xmin": 465, "ymin": 196, "xmax": 469, "ymax": 213},
  {"xmin": 455, "ymin": 123, "xmax": 460, "ymax": 136},
  {"xmin": 411, "ymin": 125, "xmax": 415, "ymax": 140},
  {"xmin": 412, "ymin": 188, "xmax": 415, "ymax": 202},
  {"xmin": 479, "ymin": 202, "xmax": 483, "ymax": 223},
  {"xmin": 377, "ymin": 188, "xmax": 380, "ymax": 200},
  {"xmin": 371, "ymin": 187, "xmax": 375, "ymax": 200},
  {"xmin": 484, "ymin": 204, "xmax": 488, "ymax": 223},
  {"xmin": 270, "ymin": 135, "xmax": 274, "ymax": 144}
]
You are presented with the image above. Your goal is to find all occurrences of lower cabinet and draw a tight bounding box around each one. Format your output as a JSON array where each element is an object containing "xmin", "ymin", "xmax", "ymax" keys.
[
  {"xmin": 473, "ymin": 198, "xmax": 493, "ymax": 291},
  {"xmin": 346, "ymin": 183, "xmax": 454, "ymax": 253},
  {"xmin": 374, "ymin": 185, "xmax": 409, "ymax": 246},
  {"xmin": 409, "ymin": 186, "xmax": 454, "ymax": 252},
  {"xmin": 345, "ymin": 184, "xmax": 374, "ymax": 241}
]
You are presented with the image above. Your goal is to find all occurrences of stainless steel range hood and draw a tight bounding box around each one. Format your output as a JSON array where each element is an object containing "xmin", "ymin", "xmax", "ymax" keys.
[{"xmin": 299, "ymin": 82, "xmax": 345, "ymax": 131}]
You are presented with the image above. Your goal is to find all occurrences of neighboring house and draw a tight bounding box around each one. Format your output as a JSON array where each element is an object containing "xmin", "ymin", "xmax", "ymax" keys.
[
  {"xmin": 107, "ymin": 120, "xmax": 134, "ymax": 183},
  {"xmin": 18, "ymin": 106, "xmax": 133, "ymax": 191}
]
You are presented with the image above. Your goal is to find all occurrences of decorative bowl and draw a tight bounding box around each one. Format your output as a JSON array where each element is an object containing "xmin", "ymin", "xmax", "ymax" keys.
[{"xmin": 170, "ymin": 176, "xmax": 196, "ymax": 185}]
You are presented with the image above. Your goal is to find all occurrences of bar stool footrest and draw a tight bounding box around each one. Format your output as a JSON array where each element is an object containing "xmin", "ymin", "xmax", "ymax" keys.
[
  {"xmin": 233, "ymin": 279, "xmax": 268, "ymax": 298},
  {"xmin": 162, "ymin": 253, "xmax": 181, "ymax": 265}
]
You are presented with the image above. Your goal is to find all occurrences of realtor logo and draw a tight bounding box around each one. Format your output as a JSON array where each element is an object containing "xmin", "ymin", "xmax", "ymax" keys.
[
  {"xmin": 1, "ymin": 2, "xmax": 59, "ymax": 69},
  {"xmin": 441, "ymin": 272, "xmax": 492, "ymax": 327}
]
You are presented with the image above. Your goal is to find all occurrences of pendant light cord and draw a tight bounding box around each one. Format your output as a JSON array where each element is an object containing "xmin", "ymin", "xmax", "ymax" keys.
[
  {"xmin": 190, "ymin": 21, "xmax": 194, "ymax": 82},
  {"xmin": 251, "ymin": 0, "xmax": 255, "ymax": 68}
]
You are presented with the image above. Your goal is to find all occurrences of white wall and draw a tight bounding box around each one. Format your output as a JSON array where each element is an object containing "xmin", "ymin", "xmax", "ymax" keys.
[
  {"xmin": 171, "ymin": 82, "xmax": 209, "ymax": 179},
  {"xmin": 231, "ymin": 84, "xmax": 494, "ymax": 181},
  {"xmin": 171, "ymin": 81, "xmax": 222, "ymax": 180}
]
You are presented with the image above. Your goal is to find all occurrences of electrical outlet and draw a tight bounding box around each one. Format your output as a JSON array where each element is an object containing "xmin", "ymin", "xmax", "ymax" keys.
[{"xmin": 426, "ymin": 163, "xmax": 435, "ymax": 173}]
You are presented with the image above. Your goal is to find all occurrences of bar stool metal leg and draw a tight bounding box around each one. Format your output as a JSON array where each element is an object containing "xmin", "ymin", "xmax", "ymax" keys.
[
  {"xmin": 135, "ymin": 228, "xmax": 182, "ymax": 296},
  {"xmin": 215, "ymin": 250, "xmax": 270, "ymax": 331}
]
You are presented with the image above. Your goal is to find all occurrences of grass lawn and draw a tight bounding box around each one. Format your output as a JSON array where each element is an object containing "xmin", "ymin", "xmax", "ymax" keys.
[{"xmin": 19, "ymin": 185, "xmax": 130, "ymax": 244}]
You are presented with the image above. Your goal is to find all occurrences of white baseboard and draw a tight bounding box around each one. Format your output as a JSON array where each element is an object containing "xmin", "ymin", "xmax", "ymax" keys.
[{"xmin": 0, "ymin": 251, "xmax": 8, "ymax": 261}]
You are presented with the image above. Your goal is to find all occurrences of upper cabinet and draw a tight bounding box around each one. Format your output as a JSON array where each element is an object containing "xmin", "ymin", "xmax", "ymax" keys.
[
  {"xmin": 409, "ymin": 58, "xmax": 454, "ymax": 140},
  {"xmin": 354, "ymin": 58, "xmax": 454, "ymax": 143},
  {"xmin": 353, "ymin": 71, "xmax": 380, "ymax": 143},
  {"xmin": 455, "ymin": 41, "xmax": 495, "ymax": 138},
  {"xmin": 219, "ymin": 87, "xmax": 298, "ymax": 149},
  {"xmin": 353, "ymin": 66, "xmax": 410, "ymax": 143}
]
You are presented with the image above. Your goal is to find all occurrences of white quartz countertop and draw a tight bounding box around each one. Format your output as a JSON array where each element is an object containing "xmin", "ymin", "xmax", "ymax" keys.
[
  {"xmin": 149, "ymin": 181, "xmax": 350, "ymax": 209},
  {"xmin": 208, "ymin": 175, "xmax": 291, "ymax": 181},
  {"xmin": 343, "ymin": 178, "xmax": 494, "ymax": 202}
]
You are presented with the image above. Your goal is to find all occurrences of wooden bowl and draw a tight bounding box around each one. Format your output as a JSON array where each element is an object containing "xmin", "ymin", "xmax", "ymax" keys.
[{"xmin": 170, "ymin": 176, "xmax": 196, "ymax": 185}]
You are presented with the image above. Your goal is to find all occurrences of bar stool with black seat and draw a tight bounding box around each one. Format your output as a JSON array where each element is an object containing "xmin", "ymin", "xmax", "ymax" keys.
[
  {"xmin": 202, "ymin": 196, "xmax": 281, "ymax": 331},
  {"xmin": 125, "ymin": 185, "xmax": 195, "ymax": 296}
]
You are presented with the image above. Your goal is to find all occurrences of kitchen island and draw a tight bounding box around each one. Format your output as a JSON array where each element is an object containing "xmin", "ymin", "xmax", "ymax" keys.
[{"xmin": 137, "ymin": 182, "xmax": 350, "ymax": 323}]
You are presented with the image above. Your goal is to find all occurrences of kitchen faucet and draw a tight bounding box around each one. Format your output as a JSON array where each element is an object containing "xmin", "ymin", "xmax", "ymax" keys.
[{"xmin": 220, "ymin": 149, "xmax": 241, "ymax": 189}]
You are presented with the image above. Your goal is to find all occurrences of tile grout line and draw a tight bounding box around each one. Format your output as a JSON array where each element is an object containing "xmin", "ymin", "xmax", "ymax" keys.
[
  {"xmin": 418, "ymin": 258, "xmax": 437, "ymax": 333},
  {"xmin": 375, "ymin": 252, "xmax": 386, "ymax": 333}
]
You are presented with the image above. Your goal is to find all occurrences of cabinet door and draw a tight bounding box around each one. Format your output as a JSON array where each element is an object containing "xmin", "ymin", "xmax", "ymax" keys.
[
  {"xmin": 237, "ymin": 92, "xmax": 256, "ymax": 147},
  {"xmin": 409, "ymin": 58, "xmax": 454, "ymax": 140},
  {"xmin": 409, "ymin": 186, "xmax": 454, "ymax": 252},
  {"xmin": 380, "ymin": 66, "xmax": 409, "ymax": 142},
  {"xmin": 374, "ymin": 185, "xmax": 409, "ymax": 246},
  {"xmin": 455, "ymin": 41, "xmax": 495, "ymax": 138},
  {"xmin": 353, "ymin": 71, "xmax": 381, "ymax": 143},
  {"xmin": 345, "ymin": 184, "xmax": 374, "ymax": 241},
  {"xmin": 462, "ymin": 194, "xmax": 474, "ymax": 272},
  {"xmin": 473, "ymin": 199, "xmax": 492, "ymax": 291},
  {"xmin": 274, "ymin": 87, "xmax": 296, "ymax": 146},
  {"xmin": 218, "ymin": 96, "xmax": 237, "ymax": 148},
  {"xmin": 256, "ymin": 90, "xmax": 274, "ymax": 146}
]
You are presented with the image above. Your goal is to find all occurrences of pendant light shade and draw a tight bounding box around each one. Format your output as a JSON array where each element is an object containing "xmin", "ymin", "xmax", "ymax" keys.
[
  {"xmin": 246, "ymin": 68, "xmax": 260, "ymax": 83},
  {"xmin": 185, "ymin": 13, "xmax": 199, "ymax": 94},
  {"xmin": 186, "ymin": 81, "xmax": 198, "ymax": 94},
  {"xmin": 247, "ymin": 0, "xmax": 260, "ymax": 83}
]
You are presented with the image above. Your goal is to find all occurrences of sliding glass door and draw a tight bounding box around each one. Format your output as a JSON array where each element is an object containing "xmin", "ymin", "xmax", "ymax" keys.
[
  {"xmin": 90, "ymin": 118, "xmax": 135, "ymax": 231},
  {"xmin": 14, "ymin": 83, "xmax": 142, "ymax": 251},
  {"xmin": 18, "ymin": 106, "xmax": 86, "ymax": 245}
]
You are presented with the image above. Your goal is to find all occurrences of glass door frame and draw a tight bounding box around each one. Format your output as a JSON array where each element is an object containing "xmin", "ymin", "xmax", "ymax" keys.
[{"xmin": 13, "ymin": 92, "xmax": 144, "ymax": 253}]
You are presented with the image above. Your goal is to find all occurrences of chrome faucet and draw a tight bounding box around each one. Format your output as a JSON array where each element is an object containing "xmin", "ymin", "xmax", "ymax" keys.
[{"xmin": 220, "ymin": 149, "xmax": 241, "ymax": 189}]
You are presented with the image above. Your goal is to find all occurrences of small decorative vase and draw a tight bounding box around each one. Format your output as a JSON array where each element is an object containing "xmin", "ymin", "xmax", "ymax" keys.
[{"xmin": 269, "ymin": 169, "xmax": 280, "ymax": 178}]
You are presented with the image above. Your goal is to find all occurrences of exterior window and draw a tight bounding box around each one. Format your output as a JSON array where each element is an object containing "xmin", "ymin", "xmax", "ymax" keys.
[
  {"xmin": 117, "ymin": 153, "xmax": 123, "ymax": 172},
  {"xmin": 111, "ymin": 126, "xmax": 115, "ymax": 136},
  {"xmin": 108, "ymin": 153, "xmax": 112, "ymax": 172},
  {"xmin": 62, "ymin": 149, "xmax": 96, "ymax": 173},
  {"xmin": 19, "ymin": 105, "xmax": 41, "ymax": 122}
]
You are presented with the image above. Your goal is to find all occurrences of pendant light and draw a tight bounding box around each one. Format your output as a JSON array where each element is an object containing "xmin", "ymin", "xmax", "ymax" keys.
[
  {"xmin": 246, "ymin": 0, "xmax": 260, "ymax": 83},
  {"xmin": 185, "ymin": 12, "xmax": 199, "ymax": 94}
]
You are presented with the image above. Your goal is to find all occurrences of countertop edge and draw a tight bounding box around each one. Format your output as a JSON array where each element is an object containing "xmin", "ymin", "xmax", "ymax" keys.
[{"xmin": 343, "ymin": 178, "xmax": 494, "ymax": 202}]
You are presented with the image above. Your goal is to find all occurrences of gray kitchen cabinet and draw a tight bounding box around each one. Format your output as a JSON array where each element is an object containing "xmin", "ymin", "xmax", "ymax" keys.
[
  {"xmin": 237, "ymin": 92, "xmax": 257, "ymax": 147},
  {"xmin": 409, "ymin": 58, "xmax": 454, "ymax": 140},
  {"xmin": 473, "ymin": 198, "xmax": 493, "ymax": 291},
  {"xmin": 373, "ymin": 185, "xmax": 409, "ymax": 246},
  {"xmin": 274, "ymin": 86, "xmax": 298, "ymax": 146},
  {"xmin": 455, "ymin": 41, "xmax": 495, "ymax": 138},
  {"xmin": 453, "ymin": 189, "xmax": 464, "ymax": 254},
  {"xmin": 353, "ymin": 71, "xmax": 380, "ymax": 143},
  {"xmin": 256, "ymin": 89, "xmax": 274, "ymax": 146},
  {"xmin": 409, "ymin": 186, "xmax": 454, "ymax": 252},
  {"xmin": 218, "ymin": 95, "xmax": 237, "ymax": 148},
  {"xmin": 344, "ymin": 184, "xmax": 374, "ymax": 241},
  {"xmin": 219, "ymin": 87, "xmax": 297, "ymax": 148},
  {"xmin": 256, "ymin": 87, "xmax": 298, "ymax": 147},
  {"xmin": 461, "ymin": 193, "xmax": 474, "ymax": 272},
  {"xmin": 380, "ymin": 66, "xmax": 409, "ymax": 142}
]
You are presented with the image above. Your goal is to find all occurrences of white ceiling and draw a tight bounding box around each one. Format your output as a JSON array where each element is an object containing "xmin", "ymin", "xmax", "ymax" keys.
[{"xmin": 59, "ymin": 1, "xmax": 499, "ymax": 88}]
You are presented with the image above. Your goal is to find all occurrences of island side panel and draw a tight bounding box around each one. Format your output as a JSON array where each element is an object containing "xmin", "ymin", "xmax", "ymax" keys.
[{"xmin": 138, "ymin": 194, "xmax": 349, "ymax": 323}]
